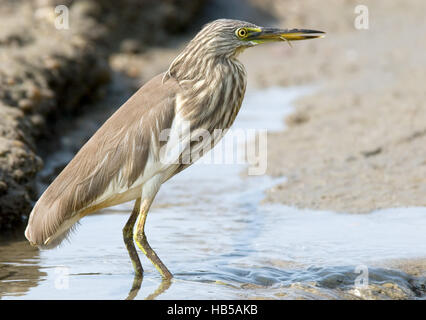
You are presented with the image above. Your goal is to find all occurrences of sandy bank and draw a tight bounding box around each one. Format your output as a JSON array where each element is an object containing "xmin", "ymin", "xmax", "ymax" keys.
[{"xmin": 242, "ymin": 0, "xmax": 426, "ymax": 213}]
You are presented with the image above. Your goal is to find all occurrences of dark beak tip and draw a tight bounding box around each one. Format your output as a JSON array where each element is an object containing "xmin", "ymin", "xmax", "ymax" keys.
[{"xmin": 302, "ymin": 29, "xmax": 326, "ymax": 35}]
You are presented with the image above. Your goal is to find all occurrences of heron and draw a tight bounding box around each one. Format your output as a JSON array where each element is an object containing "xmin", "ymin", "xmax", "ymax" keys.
[{"xmin": 25, "ymin": 19, "xmax": 324, "ymax": 280}]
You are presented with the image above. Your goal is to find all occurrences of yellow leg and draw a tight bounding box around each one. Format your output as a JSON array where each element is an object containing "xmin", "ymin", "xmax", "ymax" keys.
[
  {"xmin": 123, "ymin": 198, "xmax": 143, "ymax": 277},
  {"xmin": 134, "ymin": 199, "xmax": 173, "ymax": 279}
]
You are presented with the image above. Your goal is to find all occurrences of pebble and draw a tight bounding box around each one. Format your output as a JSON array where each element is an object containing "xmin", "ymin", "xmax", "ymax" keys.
[
  {"xmin": 27, "ymin": 86, "xmax": 42, "ymax": 101},
  {"xmin": 120, "ymin": 39, "xmax": 144, "ymax": 54},
  {"xmin": 6, "ymin": 77, "xmax": 15, "ymax": 85},
  {"xmin": 44, "ymin": 56, "xmax": 60, "ymax": 70},
  {"xmin": 0, "ymin": 181, "xmax": 8, "ymax": 194},
  {"xmin": 12, "ymin": 140, "xmax": 25, "ymax": 148},
  {"xmin": 18, "ymin": 99, "xmax": 34, "ymax": 112},
  {"xmin": 13, "ymin": 169, "xmax": 25, "ymax": 182},
  {"xmin": 30, "ymin": 114, "xmax": 45, "ymax": 127}
]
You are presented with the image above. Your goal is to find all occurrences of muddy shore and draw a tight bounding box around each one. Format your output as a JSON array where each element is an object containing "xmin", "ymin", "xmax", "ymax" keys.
[
  {"xmin": 0, "ymin": 0, "xmax": 202, "ymax": 230},
  {"xmin": 241, "ymin": 0, "xmax": 426, "ymax": 213}
]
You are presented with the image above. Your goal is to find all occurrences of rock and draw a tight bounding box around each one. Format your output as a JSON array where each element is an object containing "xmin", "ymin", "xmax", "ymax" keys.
[
  {"xmin": 43, "ymin": 57, "xmax": 60, "ymax": 70},
  {"xmin": 0, "ymin": 181, "xmax": 8, "ymax": 195},
  {"xmin": 71, "ymin": 0, "xmax": 102, "ymax": 19},
  {"xmin": 18, "ymin": 99, "xmax": 35, "ymax": 112},
  {"xmin": 120, "ymin": 39, "xmax": 144, "ymax": 54}
]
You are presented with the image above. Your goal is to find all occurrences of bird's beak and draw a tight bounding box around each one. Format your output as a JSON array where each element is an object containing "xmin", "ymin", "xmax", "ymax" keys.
[{"xmin": 248, "ymin": 28, "xmax": 325, "ymax": 44}]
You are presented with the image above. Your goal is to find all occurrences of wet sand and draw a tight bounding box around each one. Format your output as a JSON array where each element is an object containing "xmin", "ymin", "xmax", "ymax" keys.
[
  {"xmin": 240, "ymin": 1, "xmax": 426, "ymax": 213},
  {"xmin": 241, "ymin": 0, "xmax": 426, "ymax": 282}
]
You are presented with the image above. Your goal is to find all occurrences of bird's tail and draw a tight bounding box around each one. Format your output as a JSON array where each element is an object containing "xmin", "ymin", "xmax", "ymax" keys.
[{"xmin": 24, "ymin": 196, "xmax": 79, "ymax": 249}]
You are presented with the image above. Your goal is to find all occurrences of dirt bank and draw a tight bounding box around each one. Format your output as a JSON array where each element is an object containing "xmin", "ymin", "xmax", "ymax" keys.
[
  {"xmin": 0, "ymin": 0, "xmax": 203, "ymax": 230},
  {"xmin": 242, "ymin": 0, "xmax": 426, "ymax": 213}
]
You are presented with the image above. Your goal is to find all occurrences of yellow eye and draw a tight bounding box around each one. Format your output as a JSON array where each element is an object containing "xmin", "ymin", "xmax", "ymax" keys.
[{"xmin": 236, "ymin": 28, "xmax": 248, "ymax": 38}]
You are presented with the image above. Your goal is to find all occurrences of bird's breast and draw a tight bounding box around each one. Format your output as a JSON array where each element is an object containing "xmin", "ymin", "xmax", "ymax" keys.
[{"xmin": 169, "ymin": 61, "xmax": 247, "ymax": 165}]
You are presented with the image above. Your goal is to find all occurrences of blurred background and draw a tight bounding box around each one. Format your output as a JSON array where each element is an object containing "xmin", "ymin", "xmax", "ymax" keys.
[{"xmin": 0, "ymin": 0, "xmax": 425, "ymax": 299}]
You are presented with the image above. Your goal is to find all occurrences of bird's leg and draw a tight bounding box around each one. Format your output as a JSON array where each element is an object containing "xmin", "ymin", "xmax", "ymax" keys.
[
  {"xmin": 134, "ymin": 198, "xmax": 173, "ymax": 280},
  {"xmin": 123, "ymin": 197, "xmax": 143, "ymax": 278}
]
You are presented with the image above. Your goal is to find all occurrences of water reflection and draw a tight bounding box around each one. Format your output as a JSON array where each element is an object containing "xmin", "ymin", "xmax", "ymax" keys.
[
  {"xmin": 0, "ymin": 230, "xmax": 46, "ymax": 298},
  {"xmin": 125, "ymin": 274, "xmax": 171, "ymax": 300}
]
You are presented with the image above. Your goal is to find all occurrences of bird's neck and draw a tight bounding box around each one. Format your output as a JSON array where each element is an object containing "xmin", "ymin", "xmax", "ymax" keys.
[
  {"xmin": 166, "ymin": 44, "xmax": 245, "ymax": 83},
  {"xmin": 169, "ymin": 52, "xmax": 247, "ymax": 133}
]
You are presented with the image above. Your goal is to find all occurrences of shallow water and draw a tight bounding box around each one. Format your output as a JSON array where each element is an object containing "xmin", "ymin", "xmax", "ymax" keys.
[{"xmin": 1, "ymin": 87, "xmax": 425, "ymax": 300}]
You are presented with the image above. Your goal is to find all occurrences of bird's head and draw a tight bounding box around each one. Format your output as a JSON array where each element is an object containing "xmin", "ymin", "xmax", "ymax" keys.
[
  {"xmin": 192, "ymin": 19, "xmax": 325, "ymax": 58},
  {"xmin": 167, "ymin": 19, "xmax": 325, "ymax": 81}
]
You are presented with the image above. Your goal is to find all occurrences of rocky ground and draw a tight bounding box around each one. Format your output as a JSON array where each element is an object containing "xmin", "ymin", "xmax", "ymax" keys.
[{"xmin": 0, "ymin": 0, "xmax": 203, "ymax": 230}]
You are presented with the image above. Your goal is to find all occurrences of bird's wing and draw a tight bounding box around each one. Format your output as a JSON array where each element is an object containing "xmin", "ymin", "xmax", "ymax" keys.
[{"xmin": 25, "ymin": 73, "xmax": 180, "ymax": 247}]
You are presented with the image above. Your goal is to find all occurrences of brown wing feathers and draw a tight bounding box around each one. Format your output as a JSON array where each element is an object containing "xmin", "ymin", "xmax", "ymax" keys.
[{"xmin": 25, "ymin": 74, "xmax": 178, "ymax": 247}]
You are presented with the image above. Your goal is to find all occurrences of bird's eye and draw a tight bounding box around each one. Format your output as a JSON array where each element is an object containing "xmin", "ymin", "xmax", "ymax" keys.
[{"xmin": 236, "ymin": 28, "xmax": 248, "ymax": 38}]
